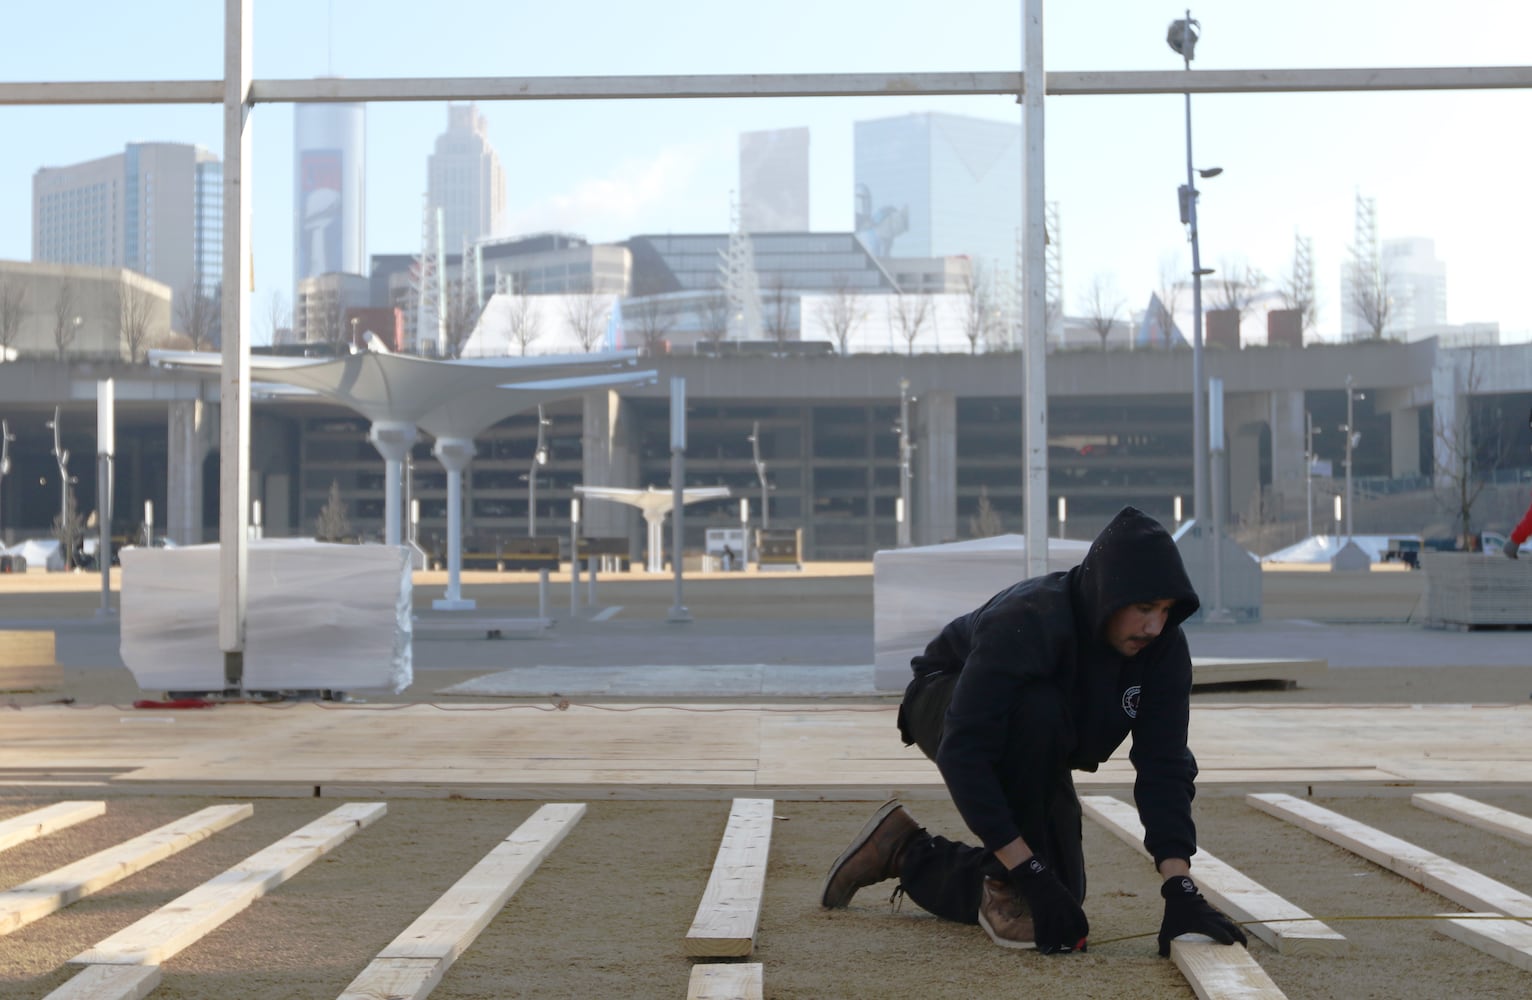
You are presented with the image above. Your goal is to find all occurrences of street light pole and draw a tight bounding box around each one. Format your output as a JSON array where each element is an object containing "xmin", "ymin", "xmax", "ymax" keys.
[
  {"xmin": 1345, "ymin": 374, "xmax": 1355, "ymax": 541},
  {"xmin": 0, "ymin": 419, "xmax": 13, "ymax": 542},
  {"xmin": 1169, "ymin": 11, "xmax": 1213, "ymax": 529},
  {"xmin": 1305, "ymin": 410, "xmax": 1315, "ymax": 539},
  {"xmin": 528, "ymin": 404, "xmax": 548, "ymax": 537},
  {"xmin": 897, "ymin": 378, "xmax": 912, "ymax": 548},
  {"xmin": 748, "ymin": 420, "xmax": 769, "ymax": 531}
]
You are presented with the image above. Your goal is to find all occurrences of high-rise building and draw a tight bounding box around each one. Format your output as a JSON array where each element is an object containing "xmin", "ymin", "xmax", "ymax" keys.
[
  {"xmin": 853, "ymin": 112, "xmax": 1021, "ymax": 278},
  {"xmin": 1381, "ymin": 238, "xmax": 1447, "ymax": 334},
  {"xmin": 294, "ymin": 102, "xmax": 366, "ymax": 281},
  {"xmin": 739, "ymin": 127, "xmax": 809, "ymax": 232},
  {"xmin": 428, "ymin": 103, "xmax": 505, "ymax": 254},
  {"xmin": 32, "ymin": 142, "xmax": 222, "ymax": 300}
]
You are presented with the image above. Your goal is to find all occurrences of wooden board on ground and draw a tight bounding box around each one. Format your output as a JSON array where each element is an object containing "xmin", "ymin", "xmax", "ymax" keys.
[
  {"xmin": 0, "ymin": 629, "xmax": 63, "ymax": 691},
  {"xmin": 72, "ymin": 802, "xmax": 385, "ymax": 966},
  {"xmin": 1435, "ymin": 914, "xmax": 1532, "ymax": 973},
  {"xmin": 41, "ymin": 964, "xmax": 162, "ymax": 1000},
  {"xmin": 1191, "ymin": 657, "xmax": 1327, "ymax": 689},
  {"xmin": 1081, "ymin": 795, "xmax": 1346, "ymax": 955},
  {"xmin": 1247, "ymin": 793, "xmax": 1532, "ymax": 917},
  {"xmin": 0, "ymin": 803, "xmax": 251, "ymax": 936},
  {"xmin": 338, "ymin": 802, "xmax": 585, "ymax": 1000},
  {"xmin": 1171, "ymin": 939, "xmax": 1289, "ymax": 999},
  {"xmin": 686, "ymin": 962, "xmax": 763, "ymax": 1000},
  {"xmin": 0, "ymin": 801, "xmax": 106, "ymax": 853},
  {"xmin": 686, "ymin": 798, "xmax": 774, "ymax": 958},
  {"xmin": 1412, "ymin": 793, "xmax": 1532, "ymax": 847}
]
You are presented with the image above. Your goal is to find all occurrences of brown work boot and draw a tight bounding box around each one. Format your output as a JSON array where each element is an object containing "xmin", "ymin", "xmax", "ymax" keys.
[
  {"xmin": 820, "ymin": 800, "xmax": 922, "ymax": 909},
  {"xmin": 978, "ymin": 876, "xmax": 1036, "ymax": 950}
]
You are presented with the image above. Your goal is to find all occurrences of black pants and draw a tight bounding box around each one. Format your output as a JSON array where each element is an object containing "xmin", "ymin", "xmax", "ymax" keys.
[{"xmin": 895, "ymin": 671, "xmax": 1086, "ymax": 924}]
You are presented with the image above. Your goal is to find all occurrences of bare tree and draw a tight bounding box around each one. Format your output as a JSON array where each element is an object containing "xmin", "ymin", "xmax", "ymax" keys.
[
  {"xmin": 761, "ymin": 273, "xmax": 793, "ymax": 347},
  {"xmin": 0, "ymin": 278, "xmax": 28, "ymax": 356},
  {"xmin": 264, "ymin": 290, "xmax": 291, "ymax": 346},
  {"xmin": 305, "ymin": 288, "xmax": 347, "ymax": 352},
  {"xmin": 1434, "ymin": 347, "xmax": 1511, "ymax": 548},
  {"xmin": 111, "ymin": 278, "xmax": 159, "ymax": 363},
  {"xmin": 1155, "ymin": 254, "xmax": 1183, "ymax": 347},
  {"xmin": 961, "ymin": 263, "xmax": 995, "ymax": 355},
  {"xmin": 626, "ymin": 295, "xmax": 675, "ymax": 355},
  {"xmin": 315, "ymin": 479, "xmax": 353, "ymax": 542},
  {"xmin": 1079, "ymin": 274, "xmax": 1123, "ymax": 351},
  {"xmin": 1209, "ymin": 257, "xmax": 1266, "ymax": 328},
  {"xmin": 968, "ymin": 485, "xmax": 1003, "ymax": 538},
  {"xmin": 441, "ymin": 286, "xmax": 481, "ymax": 359},
  {"xmin": 690, "ymin": 292, "xmax": 731, "ymax": 347},
  {"xmin": 176, "ymin": 285, "xmax": 220, "ymax": 353},
  {"xmin": 52, "ymin": 277, "xmax": 79, "ymax": 361},
  {"xmin": 816, "ymin": 274, "xmax": 862, "ymax": 355},
  {"xmin": 891, "ymin": 293, "xmax": 931, "ymax": 356},
  {"xmin": 505, "ymin": 295, "xmax": 542, "ymax": 356},
  {"xmin": 562, "ymin": 286, "xmax": 608, "ymax": 353},
  {"xmin": 54, "ymin": 486, "xmax": 87, "ymax": 570},
  {"xmin": 1347, "ymin": 250, "xmax": 1393, "ymax": 340}
]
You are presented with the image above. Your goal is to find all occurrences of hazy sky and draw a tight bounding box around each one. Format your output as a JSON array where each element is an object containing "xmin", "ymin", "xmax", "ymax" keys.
[{"xmin": 4, "ymin": 0, "xmax": 1530, "ymax": 342}]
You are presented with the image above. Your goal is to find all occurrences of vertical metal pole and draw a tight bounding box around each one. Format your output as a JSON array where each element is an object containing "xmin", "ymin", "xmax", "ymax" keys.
[
  {"xmin": 1182, "ymin": 11, "xmax": 1210, "ymax": 532},
  {"xmin": 97, "ymin": 379, "xmax": 114, "ymax": 617},
  {"xmin": 587, "ymin": 556, "xmax": 597, "ymax": 605},
  {"xmin": 897, "ymin": 378, "xmax": 911, "ymax": 547},
  {"xmin": 538, "ymin": 566, "xmax": 549, "ymax": 625},
  {"xmin": 668, "ymin": 377, "xmax": 691, "ymax": 622},
  {"xmin": 1209, "ymin": 377, "xmax": 1228, "ymax": 619},
  {"xmin": 569, "ymin": 498, "xmax": 580, "ymax": 616},
  {"xmin": 1021, "ymin": 0, "xmax": 1050, "ymax": 579},
  {"xmin": 219, "ymin": 0, "xmax": 253, "ymax": 690},
  {"xmin": 740, "ymin": 497, "xmax": 749, "ymax": 567},
  {"xmin": 1345, "ymin": 375, "xmax": 1355, "ymax": 541},
  {"xmin": 1305, "ymin": 410, "xmax": 1314, "ymax": 539}
]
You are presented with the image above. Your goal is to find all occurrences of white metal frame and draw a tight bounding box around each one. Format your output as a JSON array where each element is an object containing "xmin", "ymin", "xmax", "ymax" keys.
[{"xmin": 4, "ymin": 0, "xmax": 1527, "ymax": 684}]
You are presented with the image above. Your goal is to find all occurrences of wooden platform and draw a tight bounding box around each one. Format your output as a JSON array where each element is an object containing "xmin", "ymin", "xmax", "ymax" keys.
[
  {"xmin": 1191, "ymin": 656, "xmax": 1327, "ymax": 689},
  {"xmin": 0, "ymin": 701, "xmax": 1527, "ymax": 799}
]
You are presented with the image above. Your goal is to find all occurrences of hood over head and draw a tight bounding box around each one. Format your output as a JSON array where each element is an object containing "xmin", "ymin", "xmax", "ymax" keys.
[{"xmin": 1072, "ymin": 505, "xmax": 1199, "ymax": 638}]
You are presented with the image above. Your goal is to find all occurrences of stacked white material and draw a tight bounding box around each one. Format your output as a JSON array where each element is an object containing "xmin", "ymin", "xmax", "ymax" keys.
[
  {"xmin": 120, "ymin": 540, "xmax": 413, "ymax": 693},
  {"xmin": 0, "ymin": 538, "xmax": 65, "ymax": 571},
  {"xmin": 1261, "ymin": 535, "xmax": 1398, "ymax": 564},
  {"xmin": 1420, "ymin": 551, "xmax": 1532, "ymax": 627},
  {"xmin": 873, "ymin": 534, "xmax": 1092, "ymax": 691}
]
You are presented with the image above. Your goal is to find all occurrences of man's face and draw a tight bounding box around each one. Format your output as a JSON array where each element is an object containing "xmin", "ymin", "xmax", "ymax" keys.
[{"xmin": 1105, "ymin": 599, "xmax": 1176, "ymax": 657}]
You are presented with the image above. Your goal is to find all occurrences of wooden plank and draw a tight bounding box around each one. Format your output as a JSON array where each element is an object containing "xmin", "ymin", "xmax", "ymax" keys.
[
  {"xmin": 686, "ymin": 963, "xmax": 764, "ymax": 1000},
  {"xmin": 1435, "ymin": 914, "xmax": 1532, "ymax": 973},
  {"xmin": 0, "ymin": 801, "xmax": 107, "ymax": 853},
  {"xmin": 41, "ymin": 964, "xmax": 162, "ymax": 1000},
  {"xmin": 1081, "ymin": 795, "xmax": 1346, "ymax": 955},
  {"xmin": 1412, "ymin": 793, "xmax": 1532, "ymax": 848},
  {"xmin": 1171, "ymin": 939, "xmax": 1288, "ymax": 999},
  {"xmin": 1191, "ymin": 657, "xmax": 1327, "ymax": 688},
  {"xmin": 338, "ymin": 803, "xmax": 585, "ymax": 1000},
  {"xmin": 1247, "ymin": 793, "xmax": 1532, "ymax": 917},
  {"xmin": 0, "ymin": 803, "xmax": 251, "ymax": 936},
  {"xmin": 73, "ymin": 802, "xmax": 386, "ymax": 966},
  {"xmin": 685, "ymin": 798, "xmax": 774, "ymax": 958}
]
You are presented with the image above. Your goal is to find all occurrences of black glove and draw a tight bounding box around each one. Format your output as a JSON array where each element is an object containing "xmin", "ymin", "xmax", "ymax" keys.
[
  {"xmin": 1010, "ymin": 856, "xmax": 1089, "ymax": 954},
  {"xmin": 1157, "ymin": 875, "xmax": 1248, "ymax": 957},
  {"xmin": 1504, "ymin": 537, "xmax": 1520, "ymax": 560}
]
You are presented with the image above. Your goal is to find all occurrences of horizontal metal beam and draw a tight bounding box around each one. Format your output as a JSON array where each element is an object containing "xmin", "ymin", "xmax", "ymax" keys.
[
  {"xmin": 0, "ymin": 80, "xmax": 223, "ymax": 105},
  {"xmin": 2, "ymin": 66, "xmax": 1530, "ymax": 108}
]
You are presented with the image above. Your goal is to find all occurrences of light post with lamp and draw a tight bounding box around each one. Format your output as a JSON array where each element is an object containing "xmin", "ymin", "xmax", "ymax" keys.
[
  {"xmin": 0, "ymin": 419, "xmax": 14, "ymax": 542},
  {"xmin": 747, "ymin": 421, "xmax": 769, "ymax": 530},
  {"xmin": 527, "ymin": 404, "xmax": 549, "ymax": 537},
  {"xmin": 1166, "ymin": 11, "xmax": 1220, "ymax": 532},
  {"xmin": 46, "ymin": 406, "xmax": 76, "ymax": 568},
  {"xmin": 896, "ymin": 378, "xmax": 913, "ymax": 547}
]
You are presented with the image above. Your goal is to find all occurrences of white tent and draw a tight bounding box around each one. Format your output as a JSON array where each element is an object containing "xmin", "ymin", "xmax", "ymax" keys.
[
  {"xmin": 873, "ymin": 534, "xmax": 1093, "ymax": 691},
  {"xmin": 3, "ymin": 538, "xmax": 66, "ymax": 572}
]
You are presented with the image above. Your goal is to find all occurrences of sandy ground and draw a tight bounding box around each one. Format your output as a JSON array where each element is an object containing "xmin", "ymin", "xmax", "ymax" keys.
[{"xmin": 3, "ymin": 565, "xmax": 1531, "ymax": 997}]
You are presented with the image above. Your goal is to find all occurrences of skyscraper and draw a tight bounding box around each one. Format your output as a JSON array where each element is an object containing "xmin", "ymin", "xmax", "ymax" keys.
[
  {"xmin": 32, "ymin": 142, "xmax": 222, "ymax": 299},
  {"xmin": 853, "ymin": 112, "xmax": 1021, "ymax": 277},
  {"xmin": 740, "ymin": 127, "xmax": 809, "ymax": 232},
  {"xmin": 428, "ymin": 103, "xmax": 505, "ymax": 254},
  {"xmin": 294, "ymin": 102, "xmax": 366, "ymax": 281}
]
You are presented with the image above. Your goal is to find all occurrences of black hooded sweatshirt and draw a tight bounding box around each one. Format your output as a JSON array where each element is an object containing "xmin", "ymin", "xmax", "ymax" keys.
[{"xmin": 910, "ymin": 506, "xmax": 1201, "ymax": 867}]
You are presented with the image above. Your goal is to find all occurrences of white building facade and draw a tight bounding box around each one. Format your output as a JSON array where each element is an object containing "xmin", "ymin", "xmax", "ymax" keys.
[
  {"xmin": 294, "ymin": 102, "xmax": 367, "ymax": 282},
  {"xmin": 428, "ymin": 103, "xmax": 506, "ymax": 255}
]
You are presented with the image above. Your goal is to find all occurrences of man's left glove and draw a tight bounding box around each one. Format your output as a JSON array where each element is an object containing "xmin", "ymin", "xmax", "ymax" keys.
[{"xmin": 1157, "ymin": 875, "xmax": 1248, "ymax": 957}]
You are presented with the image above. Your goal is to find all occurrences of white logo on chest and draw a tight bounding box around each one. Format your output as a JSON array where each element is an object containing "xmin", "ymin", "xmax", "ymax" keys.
[{"xmin": 1121, "ymin": 685, "xmax": 1141, "ymax": 719}]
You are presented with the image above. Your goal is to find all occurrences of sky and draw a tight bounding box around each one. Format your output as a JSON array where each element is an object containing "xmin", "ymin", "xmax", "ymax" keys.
[{"xmin": 3, "ymin": 0, "xmax": 1531, "ymax": 343}]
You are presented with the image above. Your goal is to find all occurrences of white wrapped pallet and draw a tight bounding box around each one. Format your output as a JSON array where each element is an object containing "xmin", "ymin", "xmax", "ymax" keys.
[
  {"xmin": 120, "ymin": 540, "xmax": 413, "ymax": 693},
  {"xmin": 873, "ymin": 534, "xmax": 1091, "ymax": 691}
]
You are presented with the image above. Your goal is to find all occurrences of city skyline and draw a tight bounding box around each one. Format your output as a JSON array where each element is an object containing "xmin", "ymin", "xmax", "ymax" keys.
[{"xmin": 2, "ymin": 0, "xmax": 1530, "ymax": 343}]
